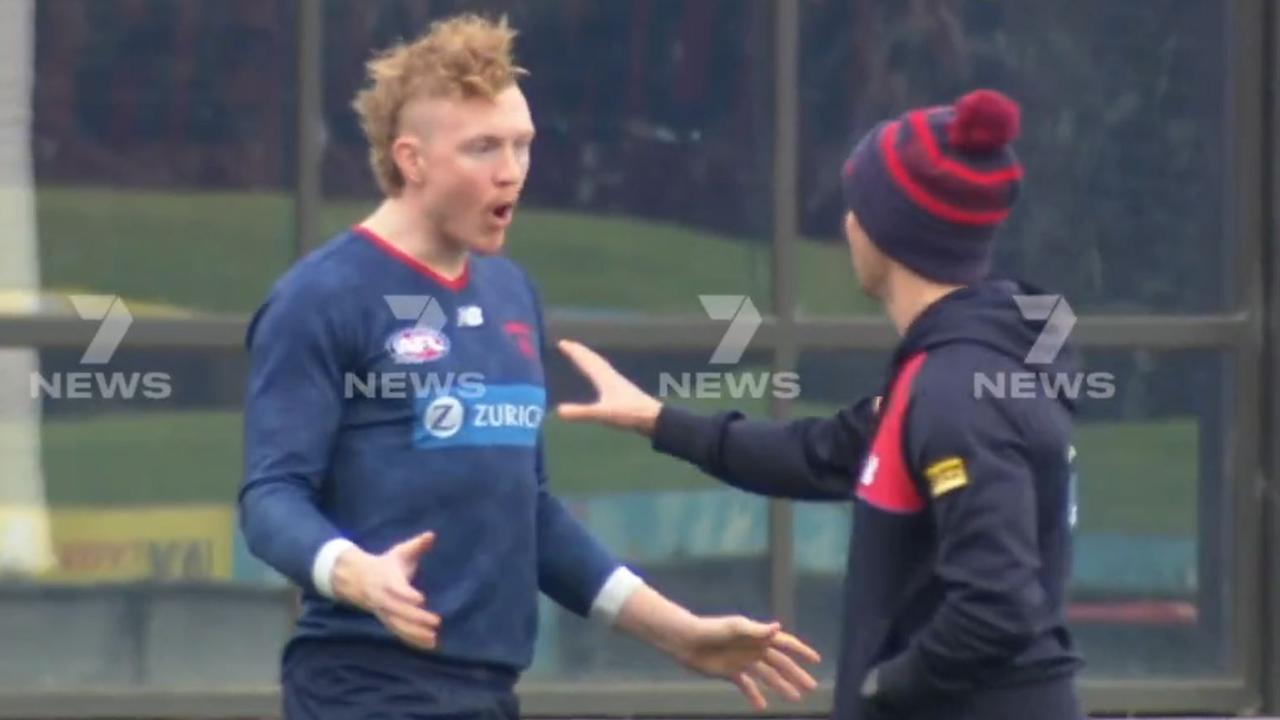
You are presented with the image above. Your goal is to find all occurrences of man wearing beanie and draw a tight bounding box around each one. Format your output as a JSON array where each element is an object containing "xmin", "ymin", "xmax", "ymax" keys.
[{"xmin": 555, "ymin": 89, "xmax": 1086, "ymax": 720}]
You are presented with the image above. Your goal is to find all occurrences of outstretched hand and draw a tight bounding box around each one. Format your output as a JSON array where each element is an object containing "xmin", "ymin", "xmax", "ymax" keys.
[
  {"xmin": 556, "ymin": 339, "xmax": 663, "ymax": 436},
  {"xmin": 678, "ymin": 615, "xmax": 822, "ymax": 711}
]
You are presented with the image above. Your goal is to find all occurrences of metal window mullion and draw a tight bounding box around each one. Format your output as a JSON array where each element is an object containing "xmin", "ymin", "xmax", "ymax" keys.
[
  {"xmin": 1226, "ymin": 0, "xmax": 1269, "ymax": 708},
  {"xmin": 293, "ymin": 0, "xmax": 323, "ymax": 258},
  {"xmin": 1261, "ymin": 0, "xmax": 1280, "ymax": 711},
  {"xmin": 0, "ymin": 314, "xmax": 1256, "ymax": 352},
  {"xmin": 766, "ymin": 0, "xmax": 801, "ymax": 634}
]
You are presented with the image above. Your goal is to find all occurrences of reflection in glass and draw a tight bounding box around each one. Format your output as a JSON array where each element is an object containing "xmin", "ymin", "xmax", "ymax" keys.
[
  {"xmin": 30, "ymin": 0, "xmax": 299, "ymax": 314},
  {"xmin": 797, "ymin": 0, "xmax": 1229, "ymax": 314}
]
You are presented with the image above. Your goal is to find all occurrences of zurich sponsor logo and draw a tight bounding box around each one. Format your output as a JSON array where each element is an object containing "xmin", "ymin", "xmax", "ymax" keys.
[
  {"xmin": 422, "ymin": 396, "xmax": 466, "ymax": 439},
  {"xmin": 386, "ymin": 327, "xmax": 450, "ymax": 364},
  {"xmin": 414, "ymin": 384, "xmax": 545, "ymax": 449}
]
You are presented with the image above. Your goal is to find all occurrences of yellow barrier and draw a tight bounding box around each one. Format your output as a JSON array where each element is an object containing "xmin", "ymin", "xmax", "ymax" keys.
[{"xmin": 1, "ymin": 505, "xmax": 233, "ymax": 582}]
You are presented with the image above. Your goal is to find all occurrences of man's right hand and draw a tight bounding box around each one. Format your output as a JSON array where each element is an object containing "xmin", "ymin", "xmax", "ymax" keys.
[
  {"xmin": 556, "ymin": 339, "xmax": 663, "ymax": 436},
  {"xmin": 331, "ymin": 531, "xmax": 441, "ymax": 650}
]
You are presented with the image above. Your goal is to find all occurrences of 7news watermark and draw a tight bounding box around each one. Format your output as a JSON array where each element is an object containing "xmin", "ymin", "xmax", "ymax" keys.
[
  {"xmin": 344, "ymin": 294, "xmax": 488, "ymax": 400},
  {"xmin": 657, "ymin": 295, "xmax": 800, "ymax": 400},
  {"xmin": 972, "ymin": 295, "xmax": 1115, "ymax": 400},
  {"xmin": 343, "ymin": 294, "xmax": 501, "ymax": 399},
  {"xmin": 29, "ymin": 295, "xmax": 172, "ymax": 400}
]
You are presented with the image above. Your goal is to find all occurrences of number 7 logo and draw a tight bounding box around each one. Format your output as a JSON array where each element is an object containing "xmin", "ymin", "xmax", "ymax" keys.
[
  {"xmin": 1013, "ymin": 294, "xmax": 1077, "ymax": 365},
  {"xmin": 699, "ymin": 295, "xmax": 762, "ymax": 365}
]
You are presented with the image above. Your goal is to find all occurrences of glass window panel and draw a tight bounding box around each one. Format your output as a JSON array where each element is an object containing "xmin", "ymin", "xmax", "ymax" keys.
[
  {"xmin": 25, "ymin": 0, "xmax": 299, "ymax": 316},
  {"xmin": 797, "ymin": 0, "xmax": 1231, "ymax": 315},
  {"xmin": 788, "ymin": 349, "xmax": 888, "ymax": 676},
  {"xmin": 0, "ymin": 345, "xmax": 291, "ymax": 691}
]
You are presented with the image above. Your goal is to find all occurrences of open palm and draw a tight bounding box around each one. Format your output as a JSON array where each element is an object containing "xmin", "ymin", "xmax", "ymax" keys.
[
  {"xmin": 680, "ymin": 615, "xmax": 822, "ymax": 710},
  {"xmin": 556, "ymin": 339, "xmax": 663, "ymax": 435}
]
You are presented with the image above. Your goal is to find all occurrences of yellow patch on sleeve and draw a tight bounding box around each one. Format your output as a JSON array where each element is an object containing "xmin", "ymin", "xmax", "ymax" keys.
[{"xmin": 924, "ymin": 456, "xmax": 969, "ymax": 498}]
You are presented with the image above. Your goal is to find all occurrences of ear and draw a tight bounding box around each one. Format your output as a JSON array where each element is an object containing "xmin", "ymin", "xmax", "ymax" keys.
[
  {"xmin": 843, "ymin": 211, "xmax": 858, "ymax": 245},
  {"xmin": 391, "ymin": 135, "xmax": 424, "ymax": 187}
]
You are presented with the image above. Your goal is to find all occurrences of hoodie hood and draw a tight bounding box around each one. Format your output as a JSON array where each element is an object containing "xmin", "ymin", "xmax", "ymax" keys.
[{"xmin": 892, "ymin": 278, "xmax": 1082, "ymax": 411}]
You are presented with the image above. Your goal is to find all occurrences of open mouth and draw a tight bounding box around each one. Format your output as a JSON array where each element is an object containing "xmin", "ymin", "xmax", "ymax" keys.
[{"xmin": 491, "ymin": 203, "xmax": 515, "ymax": 223}]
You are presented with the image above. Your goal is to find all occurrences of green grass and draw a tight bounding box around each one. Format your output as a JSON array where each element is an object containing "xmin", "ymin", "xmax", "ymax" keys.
[
  {"xmin": 31, "ymin": 406, "xmax": 1198, "ymax": 538},
  {"xmin": 36, "ymin": 186, "xmax": 877, "ymax": 316},
  {"xmin": 33, "ymin": 398, "xmax": 784, "ymax": 507},
  {"xmin": 35, "ymin": 411, "xmax": 244, "ymax": 507},
  {"xmin": 1073, "ymin": 418, "xmax": 1197, "ymax": 538},
  {"xmin": 36, "ymin": 187, "xmax": 295, "ymax": 315}
]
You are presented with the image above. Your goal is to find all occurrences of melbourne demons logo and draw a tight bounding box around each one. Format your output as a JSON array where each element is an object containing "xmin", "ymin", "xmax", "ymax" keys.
[{"xmin": 504, "ymin": 321, "xmax": 537, "ymax": 360}]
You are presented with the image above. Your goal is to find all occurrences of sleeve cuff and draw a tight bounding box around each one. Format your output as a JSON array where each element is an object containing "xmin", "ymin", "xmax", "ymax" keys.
[
  {"xmin": 651, "ymin": 405, "xmax": 724, "ymax": 463},
  {"xmin": 311, "ymin": 538, "xmax": 356, "ymax": 599},
  {"xmin": 588, "ymin": 566, "xmax": 646, "ymax": 625}
]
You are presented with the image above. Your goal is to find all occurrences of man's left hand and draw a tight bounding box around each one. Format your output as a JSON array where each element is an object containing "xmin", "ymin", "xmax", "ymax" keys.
[{"xmin": 676, "ymin": 615, "xmax": 822, "ymax": 710}]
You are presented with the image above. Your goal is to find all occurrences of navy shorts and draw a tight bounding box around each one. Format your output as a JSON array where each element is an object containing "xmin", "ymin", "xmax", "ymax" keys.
[{"xmin": 281, "ymin": 638, "xmax": 520, "ymax": 720}]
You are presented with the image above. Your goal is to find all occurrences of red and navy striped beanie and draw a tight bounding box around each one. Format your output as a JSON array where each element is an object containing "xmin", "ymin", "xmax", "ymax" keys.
[{"xmin": 841, "ymin": 89, "xmax": 1024, "ymax": 284}]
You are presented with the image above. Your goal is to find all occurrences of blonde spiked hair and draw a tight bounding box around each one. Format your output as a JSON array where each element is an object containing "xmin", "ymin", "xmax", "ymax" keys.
[{"xmin": 352, "ymin": 14, "xmax": 528, "ymax": 195}]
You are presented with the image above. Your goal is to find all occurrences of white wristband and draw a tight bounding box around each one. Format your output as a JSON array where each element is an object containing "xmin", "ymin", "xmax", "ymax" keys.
[
  {"xmin": 589, "ymin": 566, "xmax": 646, "ymax": 625},
  {"xmin": 312, "ymin": 538, "xmax": 357, "ymax": 599}
]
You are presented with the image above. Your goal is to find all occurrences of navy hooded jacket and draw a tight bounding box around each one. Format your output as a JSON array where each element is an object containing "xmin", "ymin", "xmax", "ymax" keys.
[{"xmin": 652, "ymin": 279, "xmax": 1086, "ymax": 719}]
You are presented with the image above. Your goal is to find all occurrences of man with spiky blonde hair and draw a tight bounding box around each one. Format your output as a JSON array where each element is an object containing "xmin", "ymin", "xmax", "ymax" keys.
[{"xmin": 239, "ymin": 14, "xmax": 819, "ymax": 719}]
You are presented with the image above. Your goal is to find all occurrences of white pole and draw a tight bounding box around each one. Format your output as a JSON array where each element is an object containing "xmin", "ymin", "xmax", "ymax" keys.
[{"xmin": 0, "ymin": 0, "xmax": 53, "ymax": 576}]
